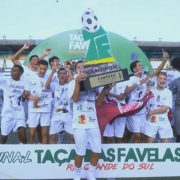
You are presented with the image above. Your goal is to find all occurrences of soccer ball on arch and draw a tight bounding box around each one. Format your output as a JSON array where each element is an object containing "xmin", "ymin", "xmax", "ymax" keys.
[
  {"xmin": 81, "ymin": 9, "xmax": 100, "ymax": 33},
  {"xmin": 84, "ymin": 8, "xmax": 94, "ymax": 15}
]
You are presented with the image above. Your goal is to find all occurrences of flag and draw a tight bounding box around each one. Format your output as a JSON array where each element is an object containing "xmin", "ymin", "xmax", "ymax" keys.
[{"xmin": 96, "ymin": 91, "xmax": 154, "ymax": 136}]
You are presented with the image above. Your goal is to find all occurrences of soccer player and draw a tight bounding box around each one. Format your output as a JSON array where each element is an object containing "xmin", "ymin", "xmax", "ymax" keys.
[
  {"xmin": 25, "ymin": 60, "xmax": 55, "ymax": 144},
  {"xmin": 47, "ymin": 68, "xmax": 74, "ymax": 144},
  {"xmin": 0, "ymin": 65, "xmax": 27, "ymax": 144},
  {"xmin": 48, "ymin": 57, "xmax": 73, "ymax": 143},
  {"xmin": 70, "ymin": 60, "xmax": 111, "ymax": 180},
  {"xmin": 103, "ymin": 81, "xmax": 128, "ymax": 143},
  {"xmin": 145, "ymin": 72, "xmax": 173, "ymax": 143},
  {"xmin": 124, "ymin": 50, "xmax": 169, "ymax": 143},
  {"xmin": 11, "ymin": 43, "xmax": 51, "ymax": 77},
  {"xmin": 11, "ymin": 43, "xmax": 51, "ymax": 144}
]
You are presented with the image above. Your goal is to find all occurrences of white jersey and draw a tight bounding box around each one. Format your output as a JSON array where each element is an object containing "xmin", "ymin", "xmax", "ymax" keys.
[
  {"xmin": 127, "ymin": 75, "xmax": 147, "ymax": 114},
  {"xmin": 25, "ymin": 73, "xmax": 53, "ymax": 113},
  {"xmin": 69, "ymin": 80, "xmax": 99, "ymax": 129},
  {"xmin": 21, "ymin": 65, "xmax": 37, "ymax": 83},
  {"xmin": 146, "ymin": 87, "xmax": 172, "ymax": 126},
  {"xmin": 166, "ymin": 69, "xmax": 180, "ymax": 88},
  {"xmin": 0, "ymin": 74, "xmax": 25, "ymax": 119},
  {"xmin": 51, "ymin": 82, "xmax": 72, "ymax": 115}
]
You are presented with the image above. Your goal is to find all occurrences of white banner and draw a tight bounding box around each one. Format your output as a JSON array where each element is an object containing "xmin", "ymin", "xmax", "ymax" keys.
[{"xmin": 0, "ymin": 143, "xmax": 180, "ymax": 179}]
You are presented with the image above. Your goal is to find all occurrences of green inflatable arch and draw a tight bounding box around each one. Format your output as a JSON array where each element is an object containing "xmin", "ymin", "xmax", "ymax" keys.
[{"xmin": 24, "ymin": 29, "xmax": 152, "ymax": 74}]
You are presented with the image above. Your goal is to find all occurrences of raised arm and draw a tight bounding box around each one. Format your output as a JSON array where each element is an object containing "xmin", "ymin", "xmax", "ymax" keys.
[
  {"xmin": 148, "ymin": 50, "xmax": 169, "ymax": 78},
  {"xmin": 64, "ymin": 64, "xmax": 73, "ymax": 82},
  {"xmin": 45, "ymin": 68, "xmax": 56, "ymax": 89},
  {"xmin": 39, "ymin": 48, "xmax": 52, "ymax": 61},
  {"xmin": 11, "ymin": 43, "xmax": 30, "ymax": 65},
  {"xmin": 72, "ymin": 73, "xmax": 86, "ymax": 102}
]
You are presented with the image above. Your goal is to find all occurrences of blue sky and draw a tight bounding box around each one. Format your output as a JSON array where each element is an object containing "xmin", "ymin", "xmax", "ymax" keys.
[{"xmin": 0, "ymin": 0, "xmax": 180, "ymax": 41}]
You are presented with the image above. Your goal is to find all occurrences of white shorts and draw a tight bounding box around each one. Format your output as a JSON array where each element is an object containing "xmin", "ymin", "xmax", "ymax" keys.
[
  {"xmin": 50, "ymin": 113, "xmax": 73, "ymax": 135},
  {"xmin": 73, "ymin": 128, "xmax": 101, "ymax": 156},
  {"xmin": 145, "ymin": 123, "xmax": 173, "ymax": 139},
  {"xmin": 126, "ymin": 113, "xmax": 146, "ymax": 134},
  {"xmin": 103, "ymin": 117, "xmax": 126, "ymax": 138},
  {"xmin": 28, "ymin": 112, "xmax": 51, "ymax": 128},
  {"xmin": 1, "ymin": 116, "xmax": 26, "ymax": 136}
]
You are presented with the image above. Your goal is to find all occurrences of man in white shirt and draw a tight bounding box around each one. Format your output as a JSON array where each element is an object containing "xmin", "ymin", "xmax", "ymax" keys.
[
  {"xmin": 70, "ymin": 61, "xmax": 111, "ymax": 180},
  {"xmin": 11, "ymin": 43, "xmax": 51, "ymax": 144},
  {"xmin": 48, "ymin": 68, "xmax": 74, "ymax": 144},
  {"xmin": 0, "ymin": 65, "xmax": 27, "ymax": 144},
  {"xmin": 103, "ymin": 81, "xmax": 128, "ymax": 143},
  {"xmin": 124, "ymin": 50, "xmax": 169, "ymax": 143},
  {"xmin": 25, "ymin": 60, "xmax": 55, "ymax": 144},
  {"xmin": 11, "ymin": 43, "xmax": 51, "ymax": 79},
  {"xmin": 145, "ymin": 72, "xmax": 173, "ymax": 142}
]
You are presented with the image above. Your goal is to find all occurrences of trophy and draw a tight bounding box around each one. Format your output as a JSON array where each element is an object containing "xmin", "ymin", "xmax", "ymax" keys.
[
  {"xmin": 80, "ymin": 8, "xmax": 129, "ymax": 91},
  {"xmin": 80, "ymin": 62, "xmax": 129, "ymax": 91}
]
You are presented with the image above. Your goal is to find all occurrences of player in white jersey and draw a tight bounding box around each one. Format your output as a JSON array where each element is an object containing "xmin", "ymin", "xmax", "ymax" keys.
[
  {"xmin": 48, "ymin": 57, "xmax": 74, "ymax": 143},
  {"xmin": 11, "ymin": 43, "xmax": 51, "ymax": 144},
  {"xmin": 0, "ymin": 65, "xmax": 27, "ymax": 144},
  {"xmin": 46, "ymin": 68, "xmax": 74, "ymax": 144},
  {"xmin": 124, "ymin": 50, "xmax": 169, "ymax": 143},
  {"xmin": 102, "ymin": 81, "xmax": 128, "ymax": 143},
  {"xmin": 11, "ymin": 43, "xmax": 51, "ymax": 78},
  {"xmin": 145, "ymin": 72, "xmax": 173, "ymax": 142},
  {"xmin": 47, "ymin": 56, "xmax": 62, "ymax": 143},
  {"xmin": 70, "ymin": 61, "xmax": 111, "ymax": 180},
  {"xmin": 25, "ymin": 60, "xmax": 55, "ymax": 144}
]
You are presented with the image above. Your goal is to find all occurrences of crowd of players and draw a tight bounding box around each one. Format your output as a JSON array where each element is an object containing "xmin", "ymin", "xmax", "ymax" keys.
[{"xmin": 0, "ymin": 43, "xmax": 180, "ymax": 180}]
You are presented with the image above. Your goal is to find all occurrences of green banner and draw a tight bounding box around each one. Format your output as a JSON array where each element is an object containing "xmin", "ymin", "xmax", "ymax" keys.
[{"xmin": 24, "ymin": 29, "xmax": 152, "ymax": 74}]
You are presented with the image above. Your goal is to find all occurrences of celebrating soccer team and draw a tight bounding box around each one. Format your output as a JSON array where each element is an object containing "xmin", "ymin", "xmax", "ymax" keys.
[{"xmin": 0, "ymin": 43, "xmax": 180, "ymax": 180}]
